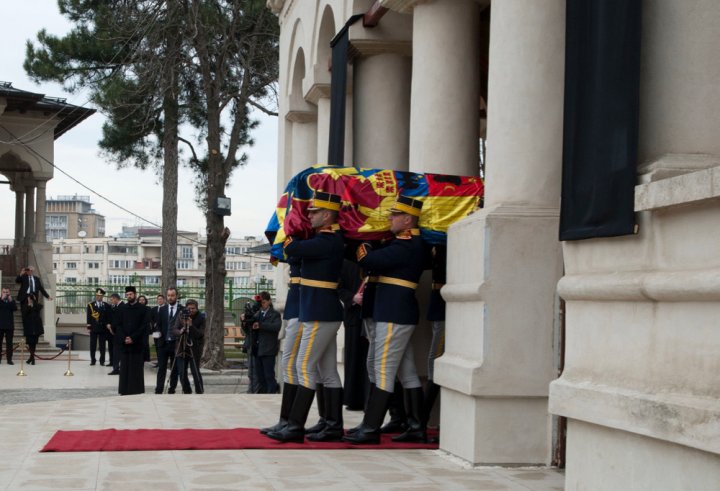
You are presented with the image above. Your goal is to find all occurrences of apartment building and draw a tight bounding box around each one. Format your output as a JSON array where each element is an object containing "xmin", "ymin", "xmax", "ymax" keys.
[
  {"xmin": 52, "ymin": 226, "xmax": 273, "ymax": 288},
  {"xmin": 45, "ymin": 195, "xmax": 105, "ymax": 240}
]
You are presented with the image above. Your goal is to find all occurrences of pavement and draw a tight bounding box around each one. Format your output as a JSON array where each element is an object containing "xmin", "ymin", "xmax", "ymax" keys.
[{"xmin": 0, "ymin": 351, "xmax": 565, "ymax": 490}]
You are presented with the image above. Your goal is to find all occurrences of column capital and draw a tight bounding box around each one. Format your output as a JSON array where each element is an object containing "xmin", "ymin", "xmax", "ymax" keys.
[
  {"xmin": 285, "ymin": 110, "xmax": 316, "ymax": 124},
  {"xmin": 304, "ymin": 82, "xmax": 331, "ymax": 105},
  {"xmin": 379, "ymin": 0, "xmax": 427, "ymax": 14}
]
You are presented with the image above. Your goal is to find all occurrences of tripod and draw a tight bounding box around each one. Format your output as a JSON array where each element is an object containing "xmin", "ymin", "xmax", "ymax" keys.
[{"xmin": 164, "ymin": 319, "xmax": 204, "ymax": 394}]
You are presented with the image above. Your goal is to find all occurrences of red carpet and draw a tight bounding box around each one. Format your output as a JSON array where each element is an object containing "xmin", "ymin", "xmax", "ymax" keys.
[{"xmin": 41, "ymin": 428, "xmax": 439, "ymax": 452}]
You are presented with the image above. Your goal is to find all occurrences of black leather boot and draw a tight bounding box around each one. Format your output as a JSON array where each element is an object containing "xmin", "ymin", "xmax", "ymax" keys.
[
  {"xmin": 343, "ymin": 386, "xmax": 392, "ymax": 444},
  {"xmin": 305, "ymin": 383, "xmax": 326, "ymax": 434},
  {"xmin": 266, "ymin": 385, "xmax": 315, "ymax": 443},
  {"xmin": 346, "ymin": 382, "xmax": 375, "ymax": 435},
  {"xmin": 260, "ymin": 383, "xmax": 298, "ymax": 435},
  {"xmin": 392, "ymin": 387, "xmax": 427, "ymax": 443},
  {"xmin": 380, "ymin": 380, "xmax": 407, "ymax": 433},
  {"xmin": 308, "ymin": 387, "xmax": 344, "ymax": 442}
]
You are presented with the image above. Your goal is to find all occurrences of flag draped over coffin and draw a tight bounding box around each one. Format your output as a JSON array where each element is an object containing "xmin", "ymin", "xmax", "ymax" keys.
[{"xmin": 265, "ymin": 165, "xmax": 484, "ymax": 262}]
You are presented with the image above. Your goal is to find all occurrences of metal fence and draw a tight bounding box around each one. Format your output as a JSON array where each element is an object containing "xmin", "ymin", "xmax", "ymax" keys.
[{"xmin": 55, "ymin": 280, "xmax": 276, "ymax": 325}]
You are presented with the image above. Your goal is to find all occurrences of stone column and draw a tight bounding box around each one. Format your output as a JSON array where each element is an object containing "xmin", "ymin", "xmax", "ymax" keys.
[
  {"xmin": 24, "ymin": 185, "xmax": 35, "ymax": 245},
  {"xmin": 316, "ymin": 96, "xmax": 331, "ymax": 164},
  {"xmin": 408, "ymin": 0, "xmax": 480, "ymax": 176},
  {"xmin": 35, "ymin": 180, "xmax": 47, "ymax": 243},
  {"xmin": 14, "ymin": 187, "xmax": 24, "ymax": 247},
  {"xmin": 287, "ymin": 114, "xmax": 318, "ymax": 175},
  {"xmin": 353, "ymin": 53, "xmax": 411, "ymax": 169},
  {"xmin": 434, "ymin": 0, "xmax": 566, "ymax": 465}
]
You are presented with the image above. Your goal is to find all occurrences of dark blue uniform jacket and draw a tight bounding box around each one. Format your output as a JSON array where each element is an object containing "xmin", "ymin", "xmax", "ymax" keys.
[
  {"xmin": 283, "ymin": 256, "xmax": 301, "ymax": 320},
  {"xmin": 427, "ymin": 245, "xmax": 447, "ymax": 322},
  {"xmin": 358, "ymin": 229, "xmax": 425, "ymax": 325},
  {"xmin": 284, "ymin": 226, "xmax": 344, "ymax": 323}
]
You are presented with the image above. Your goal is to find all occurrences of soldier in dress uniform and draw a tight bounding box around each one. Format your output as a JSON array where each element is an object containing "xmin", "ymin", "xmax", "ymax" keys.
[
  {"xmin": 344, "ymin": 195, "xmax": 427, "ymax": 444},
  {"xmin": 266, "ymin": 191, "xmax": 345, "ymax": 443},
  {"xmin": 260, "ymin": 255, "xmax": 301, "ymax": 434},
  {"xmin": 86, "ymin": 288, "xmax": 111, "ymax": 366}
]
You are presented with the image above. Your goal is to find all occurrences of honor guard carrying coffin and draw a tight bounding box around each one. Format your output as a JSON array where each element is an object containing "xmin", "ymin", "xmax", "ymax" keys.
[
  {"xmin": 260, "ymin": 255, "xmax": 301, "ymax": 435},
  {"xmin": 266, "ymin": 191, "xmax": 346, "ymax": 443},
  {"xmin": 344, "ymin": 195, "xmax": 427, "ymax": 444}
]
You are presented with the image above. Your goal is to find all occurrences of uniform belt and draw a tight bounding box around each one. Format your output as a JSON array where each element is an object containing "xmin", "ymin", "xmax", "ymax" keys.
[
  {"xmin": 377, "ymin": 276, "xmax": 418, "ymax": 290},
  {"xmin": 289, "ymin": 277, "xmax": 301, "ymax": 285},
  {"xmin": 300, "ymin": 278, "xmax": 339, "ymax": 289},
  {"xmin": 432, "ymin": 282, "xmax": 445, "ymax": 290},
  {"xmin": 367, "ymin": 276, "xmax": 379, "ymax": 283}
]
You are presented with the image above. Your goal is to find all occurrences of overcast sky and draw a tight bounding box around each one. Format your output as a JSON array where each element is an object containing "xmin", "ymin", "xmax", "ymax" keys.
[{"xmin": 0, "ymin": 1, "xmax": 278, "ymax": 239}]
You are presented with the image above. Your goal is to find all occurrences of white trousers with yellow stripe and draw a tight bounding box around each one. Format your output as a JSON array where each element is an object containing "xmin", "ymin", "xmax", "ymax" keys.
[
  {"xmin": 363, "ymin": 318, "xmax": 376, "ymax": 384},
  {"xmin": 373, "ymin": 321, "xmax": 421, "ymax": 392},
  {"xmin": 295, "ymin": 320, "xmax": 342, "ymax": 389},
  {"xmin": 281, "ymin": 318, "xmax": 301, "ymax": 385}
]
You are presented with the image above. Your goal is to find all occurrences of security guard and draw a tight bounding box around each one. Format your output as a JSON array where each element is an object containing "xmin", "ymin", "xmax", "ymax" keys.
[
  {"xmin": 266, "ymin": 191, "xmax": 345, "ymax": 443},
  {"xmin": 260, "ymin": 255, "xmax": 301, "ymax": 435},
  {"xmin": 344, "ymin": 195, "xmax": 427, "ymax": 444},
  {"xmin": 86, "ymin": 288, "xmax": 111, "ymax": 366}
]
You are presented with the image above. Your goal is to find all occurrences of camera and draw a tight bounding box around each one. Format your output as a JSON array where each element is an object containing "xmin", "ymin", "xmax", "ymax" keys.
[
  {"xmin": 181, "ymin": 309, "xmax": 191, "ymax": 321},
  {"xmin": 242, "ymin": 300, "xmax": 260, "ymax": 327}
]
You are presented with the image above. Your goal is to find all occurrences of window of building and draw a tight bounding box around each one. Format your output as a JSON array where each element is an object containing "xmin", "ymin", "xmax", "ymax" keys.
[
  {"xmin": 87, "ymin": 262, "xmax": 100, "ymax": 269},
  {"xmin": 108, "ymin": 245, "xmax": 138, "ymax": 254},
  {"xmin": 180, "ymin": 246, "xmax": 193, "ymax": 259},
  {"xmin": 95, "ymin": 245, "xmax": 104, "ymax": 253},
  {"xmin": 177, "ymin": 260, "xmax": 193, "ymax": 270},
  {"xmin": 233, "ymin": 276, "xmax": 249, "ymax": 286},
  {"xmin": 65, "ymin": 277, "xmax": 77, "ymax": 284},
  {"xmin": 65, "ymin": 262, "xmax": 77, "ymax": 269},
  {"xmin": 144, "ymin": 276, "xmax": 160, "ymax": 285},
  {"xmin": 53, "ymin": 263, "xmax": 57, "ymax": 270},
  {"xmin": 177, "ymin": 278, "xmax": 187, "ymax": 286},
  {"xmin": 89, "ymin": 277, "xmax": 99, "ymax": 285},
  {"xmin": 109, "ymin": 275, "xmax": 130, "ymax": 285},
  {"xmin": 109, "ymin": 260, "xmax": 133, "ymax": 269}
]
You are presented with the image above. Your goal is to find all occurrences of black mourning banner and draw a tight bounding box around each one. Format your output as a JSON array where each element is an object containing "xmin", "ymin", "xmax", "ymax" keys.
[
  {"xmin": 327, "ymin": 14, "xmax": 364, "ymax": 166},
  {"xmin": 559, "ymin": 0, "xmax": 641, "ymax": 241}
]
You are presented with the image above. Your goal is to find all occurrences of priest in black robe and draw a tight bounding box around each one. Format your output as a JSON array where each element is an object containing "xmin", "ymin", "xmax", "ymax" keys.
[{"xmin": 118, "ymin": 286, "xmax": 150, "ymax": 395}]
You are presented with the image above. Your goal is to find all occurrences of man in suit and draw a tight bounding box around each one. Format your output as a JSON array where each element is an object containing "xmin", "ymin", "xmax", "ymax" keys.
[
  {"xmin": 86, "ymin": 288, "xmax": 111, "ymax": 366},
  {"xmin": 250, "ymin": 291, "xmax": 281, "ymax": 394},
  {"xmin": 107, "ymin": 293, "xmax": 124, "ymax": 375},
  {"xmin": 0, "ymin": 287, "xmax": 17, "ymax": 364},
  {"xmin": 154, "ymin": 287, "xmax": 181, "ymax": 394},
  {"xmin": 15, "ymin": 266, "xmax": 51, "ymax": 304}
]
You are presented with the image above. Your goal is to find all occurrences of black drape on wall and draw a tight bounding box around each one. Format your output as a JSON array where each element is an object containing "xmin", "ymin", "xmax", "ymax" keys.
[
  {"xmin": 559, "ymin": 0, "xmax": 641, "ymax": 241},
  {"xmin": 327, "ymin": 14, "xmax": 363, "ymax": 166}
]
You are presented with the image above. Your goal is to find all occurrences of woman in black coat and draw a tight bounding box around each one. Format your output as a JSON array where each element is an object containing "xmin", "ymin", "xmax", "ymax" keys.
[{"xmin": 21, "ymin": 294, "xmax": 44, "ymax": 364}]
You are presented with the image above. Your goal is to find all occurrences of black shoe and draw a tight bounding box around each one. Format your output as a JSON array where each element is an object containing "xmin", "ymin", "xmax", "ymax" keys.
[
  {"xmin": 100, "ymin": 359, "xmax": 105, "ymax": 366},
  {"xmin": 30, "ymin": 358, "xmax": 35, "ymax": 365},
  {"xmin": 108, "ymin": 370, "xmax": 120, "ymax": 375},
  {"xmin": 154, "ymin": 389, "xmax": 163, "ymax": 394},
  {"xmin": 260, "ymin": 383, "xmax": 298, "ymax": 435},
  {"xmin": 343, "ymin": 387, "xmax": 392, "ymax": 445},
  {"xmin": 392, "ymin": 387, "xmax": 427, "ymax": 443},
  {"xmin": 305, "ymin": 383, "xmax": 326, "ymax": 434},
  {"xmin": 266, "ymin": 386, "xmax": 315, "ymax": 443},
  {"xmin": 106, "ymin": 362, "xmax": 113, "ymax": 367},
  {"xmin": 90, "ymin": 361, "xmax": 96, "ymax": 366},
  {"xmin": 7, "ymin": 361, "xmax": 13, "ymax": 365},
  {"xmin": 307, "ymin": 387, "xmax": 344, "ymax": 442},
  {"xmin": 168, "ymin": 389, "xmax": 176, "ymax": 394}
]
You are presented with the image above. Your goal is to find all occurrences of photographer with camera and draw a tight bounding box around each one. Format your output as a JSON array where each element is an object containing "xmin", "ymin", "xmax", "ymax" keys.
[
  {"xmin": 172, "ymin": 299, "xmax": 205, "ymax": 394},
  {"xmin": 242, "ymin": 292, "xmax": 281, "ymax": 394},
  {"xmin": 241, "ymin": 296, "xmax": 261, "ymax": 393}
]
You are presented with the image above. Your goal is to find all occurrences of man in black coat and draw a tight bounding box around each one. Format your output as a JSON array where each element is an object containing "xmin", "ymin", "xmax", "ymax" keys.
[
  {"xmin": 107, "ymin": 293, "xmax": 124, "ymax": 375},
  {"xmin": 249, "ymin": 291, "xmax": 281, "ymax": 394},
  {"xmin": 15, "ymin": 266, "xmax": 51, "ymax": 303},
  {"xmin": 117, "ymin": 286, "xmax": 150, "ymax": 395},
  {"xmin": 0, "ymin": 287, "xmax": 17, "ymax": 364},
  {"xmin": 149, "ymin": 294, "xmax": 165, "ymax": 368},
  {"xmin": 338, "ymin": 259, "xmax": 369, "ymax": 410},
  {"xmin": 86, "ymin": 288, "xmax": 111, "ymax": 366},
  {"xmin": 153, "ymin": 287, "xmax": 181, "ymax": 394}
]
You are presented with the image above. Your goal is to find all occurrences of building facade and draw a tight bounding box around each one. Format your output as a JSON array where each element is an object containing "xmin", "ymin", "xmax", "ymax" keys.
[
  {"xmin": 52, "ymin": 228, "xmax": 273, "ymax": 289},
  {"xmin": 269, "ymin": 0, "xmax": 720, "ymax": 488},
  {"xmin": 45, "ymin": 194, "xmax": 106, "ymax": 240}
]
